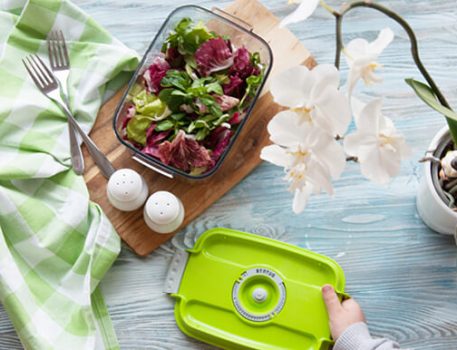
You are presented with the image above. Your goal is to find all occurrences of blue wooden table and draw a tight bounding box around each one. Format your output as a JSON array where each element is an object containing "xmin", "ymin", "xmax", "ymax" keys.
[{"xmin": 1, "ymin": 0, "xmax": 457, "ymax": 349}]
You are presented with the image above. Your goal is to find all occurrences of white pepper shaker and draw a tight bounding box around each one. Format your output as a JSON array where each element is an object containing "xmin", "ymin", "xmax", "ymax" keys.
[
  {"xmin": 143, "ymin": 191, "xmax": 185, "ymax": 234},
  {"xmin": 106, "ymin": 168, "xmax": 148, "ymax": 211}
]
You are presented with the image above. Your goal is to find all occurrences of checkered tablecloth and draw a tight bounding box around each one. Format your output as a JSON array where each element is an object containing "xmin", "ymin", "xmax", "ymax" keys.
[{"xmin": 0, "ymin": 0, "xmax": 138, "ymax": 348}]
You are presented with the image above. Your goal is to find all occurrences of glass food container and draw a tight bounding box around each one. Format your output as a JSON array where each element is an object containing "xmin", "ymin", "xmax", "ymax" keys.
[{"xmin": 113, "ymin": 5, "xmax": 273, "ymax": 180}]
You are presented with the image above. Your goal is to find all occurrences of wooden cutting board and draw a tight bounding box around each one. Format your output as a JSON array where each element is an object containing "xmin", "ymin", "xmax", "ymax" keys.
[{"xmin": 83, "ymin": 0, "xmax": 315, "ymax": 256}]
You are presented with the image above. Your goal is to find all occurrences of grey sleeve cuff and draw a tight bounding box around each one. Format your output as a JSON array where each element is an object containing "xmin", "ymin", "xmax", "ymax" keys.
[{"xmin": 334, "ymin": 322, "xmax": 401, "ymax": 350}]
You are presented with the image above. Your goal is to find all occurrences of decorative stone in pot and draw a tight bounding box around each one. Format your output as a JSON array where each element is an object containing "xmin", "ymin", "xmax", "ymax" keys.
[{"xmin": 416, "ymin": 126, "xmax": 457, "ymax": 235}]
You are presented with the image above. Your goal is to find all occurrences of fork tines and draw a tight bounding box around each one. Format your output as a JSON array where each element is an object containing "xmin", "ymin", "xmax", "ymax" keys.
[
  {"xmin": 22, "ymin": 55, "xmax": 58, "ymax": 91},
  {"xmin": 47, "ymin": 30, "xmax": 70, "ymax": 70}
]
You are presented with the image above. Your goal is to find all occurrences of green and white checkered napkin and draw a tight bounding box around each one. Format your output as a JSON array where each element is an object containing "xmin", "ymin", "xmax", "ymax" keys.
[{"xmin": 0, "ymin": 0, "xmax": 138, "ymax": 349}]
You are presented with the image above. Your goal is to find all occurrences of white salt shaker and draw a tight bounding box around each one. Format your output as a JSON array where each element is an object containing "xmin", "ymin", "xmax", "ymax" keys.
[
  {"xmin": 143, "ymin": 191, "xmax": 185, "ymax": 234},
  {"xmin": 106, "ymin": 168, "xmax": 148, "ymax": 211}
]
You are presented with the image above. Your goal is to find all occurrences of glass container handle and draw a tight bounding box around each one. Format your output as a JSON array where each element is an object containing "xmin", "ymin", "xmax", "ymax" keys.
[
  {"xmin": 211, "ymin": 7, "xmax": 253, "ymax": 32},
  {"xmin": 132, "ymin": 155, "xmax": 174, "ymax": 179}
]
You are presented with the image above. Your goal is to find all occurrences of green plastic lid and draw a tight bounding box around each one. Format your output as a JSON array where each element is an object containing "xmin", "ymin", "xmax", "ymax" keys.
[{"xmin": 165, "ymin": 228, "xmax": 346, "ymax": 349}]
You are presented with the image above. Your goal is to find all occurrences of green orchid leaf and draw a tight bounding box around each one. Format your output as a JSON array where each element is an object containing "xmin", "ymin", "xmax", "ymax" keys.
[
  {"xmin": 405, "ymin": 78, "xmax": 457, "ymax": 122},
  {"xmin": 126, "ymin": 115, "xmax": 154, "ymax": 145}
]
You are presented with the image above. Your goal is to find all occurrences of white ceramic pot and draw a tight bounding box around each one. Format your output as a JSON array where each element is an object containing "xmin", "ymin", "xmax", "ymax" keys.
[{"xmin": 416, "ymin": 126, "xmax": 457, "ymax": 235}]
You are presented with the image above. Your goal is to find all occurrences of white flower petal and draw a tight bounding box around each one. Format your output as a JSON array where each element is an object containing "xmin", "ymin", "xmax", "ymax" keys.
[
  {"xmin": 313, "ymin": 138, "xmax": 346, "ymax": 179},
  {"xmin": 267, "ymin": 110, "xmax": 309, "ymax": 147},
  {"xmin": 270, "ymin": 65, "xmax": 314, "ymax": 108},
  {"xmin": 357, "ymin": 142, "xmax": 402, "ymax": 185},
  {"xmin": 379, "ymin": 115, "xmax": 395, "ymax": 131},
  {"xmin": 379, "ymin": 145, "xmax": 402, "ymax": 178},
  {"xmin": 312, "ymin": 88, "xmax": 351, "ymax": 135},
  {"xmin": 311, "ymin": 64, "xmax": 341, "ymax": 90},
  {"xmin": 344, "ymin": 39, "xmax": 370, "ymax": 66},
  {"xmin": 397, "ymin": 139, "xmax": 411, "ymax": 157},
  {"xmin": 357, "ymin": 144, "xmax": 391, "ymax": 184},
  {"xmin": 280, "ymin": 0, "xmax": 320, "ymax": 27},
  {"xmin": 350, "ymin": 97, "xmax": 366, "ymax": 124},
  {"xmin": 307, "ymin": 159, "xmax": 334, "ymax": 195},
  {"xmin": 346, "ymin": 64, "xmax": 362, "ymax": 96},
  {"xmin": 369, "ymin": 27, "xmax": 394, "ymax": 56},
  {"xmin": 292, "ymin": 186, "xmax": 313, "ymax": 214},
  {"xmin": 343, "ymin": 132, "xmax": 377, "ymax": 157},
  {"xmin": 357, "ymin": 98, "xmax": 383, "ymax": 132},
  {"xmin": 260, "ymin": 145, "xmax": 293, "ymax": 168}
]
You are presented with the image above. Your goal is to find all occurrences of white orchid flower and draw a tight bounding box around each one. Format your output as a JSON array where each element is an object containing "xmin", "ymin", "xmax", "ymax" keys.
[
  {"xmin": 261, "ymin": 110, "xmax": 346, "ymax": 213},
  {"xmin": 280, "ymin": 0, "xmax": 320, "ymax": 27},
  {"xmin": 344, "ymin": 28, "xmax": 394, "ymax": 94},
  {"xmin": 270, "ymin": 64, "xmax": 351, "ymax": 136},
  {"xmin": 344, "ymin": 98, "xmax": 410, "ymax": 185}
]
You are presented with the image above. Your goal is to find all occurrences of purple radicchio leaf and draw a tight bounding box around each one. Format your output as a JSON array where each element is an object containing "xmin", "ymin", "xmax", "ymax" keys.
[
  {"xmin": 205, "ymin": 126, "xmax": 233, "ymax": 162},
  {"xmin": 151, "ymin": 130, "xmax": 214, "ymax": 172},
  {"xmin": 228, "ymin": 111, "xmax": 246, "ymax": 125},
  {"xmin": 195, "ymin": 38, "xmax": 233, "ymax": 77},
  {"xmin": 230, "ymin": 47, "xmax": 260, "ymax": 79},
  {"xmin": 121, "ymin": 104, "xmax": 136, "ymax": 130},
  {"xmin": 165, "ymin": 47, "xmax": 184, "ymax": 68},
  {"xmin": 143, "ymin": 56, "xmax": 170, "ymax": 93},
  {"xmin": 214, "ymin": 95, "xmax": 240, "ymax": 111},
  {"xmin": 223, "ymin": 75, "xmax": 244, "ymax": 98}
]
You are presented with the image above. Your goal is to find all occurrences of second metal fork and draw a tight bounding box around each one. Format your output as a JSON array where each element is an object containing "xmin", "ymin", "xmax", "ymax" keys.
[
  {"xmin": 23, "ymin": 54, "xmax": 115, "ymax": 179},
  {"xmin": 47, "ymin": 30, "xmax": 84, "ymax": 175}
]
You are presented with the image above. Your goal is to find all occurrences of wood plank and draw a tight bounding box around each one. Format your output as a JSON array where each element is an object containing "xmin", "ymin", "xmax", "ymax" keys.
[
  {"xmin": 83, "ymin": 0, "xmax": 315, "ymax": 256},
  {"xmin": 3, "ymin": 1, "xmax": 457, "ymax": 350}
]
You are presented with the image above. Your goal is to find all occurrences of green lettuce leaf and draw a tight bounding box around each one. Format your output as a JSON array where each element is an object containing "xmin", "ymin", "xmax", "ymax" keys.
[
  {"xmin": 132, "ymin": 90, "xmax": 170, "ymax": 120},
  {"xmin": 126, "ymin": 115, "xmax": 154, "ymax": 145},
  {"xmin": 162, "ymin": 18, "xmax": 214, "ymax": 56},
  {"xmin": 155, "ymin": 119, "xmax": 175, "ymax": 132},
  {"xmin": 240, "ymin": 74, "xmax": 263, "ymax": 107},
  {"xmin": 160, "ymin": 69, "xmax": 192, "ymax": 91}
]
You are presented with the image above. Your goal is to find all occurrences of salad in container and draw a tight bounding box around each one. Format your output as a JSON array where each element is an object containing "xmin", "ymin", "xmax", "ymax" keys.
[{"xmin": 113, "ymin": 5, "xmax": 273, "ymax": 180}]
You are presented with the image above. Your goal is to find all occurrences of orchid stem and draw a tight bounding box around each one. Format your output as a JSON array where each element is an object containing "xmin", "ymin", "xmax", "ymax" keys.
[
  {"xmin": 332, "ymin": 1, "xmax": 450, "ymax": 110},
  {"xmin": 320, "ymin": 0, "xmax": 338, "ymax": 16},
  {"xmin": 332, "ymin": 1, "xmax": 457, "ymax": 147}
]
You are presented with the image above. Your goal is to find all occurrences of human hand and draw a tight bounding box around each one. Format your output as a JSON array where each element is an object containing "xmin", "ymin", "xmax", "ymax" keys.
[{"xmin": 321, "ymin": 284, "xmax": 365, "ymax": 340}]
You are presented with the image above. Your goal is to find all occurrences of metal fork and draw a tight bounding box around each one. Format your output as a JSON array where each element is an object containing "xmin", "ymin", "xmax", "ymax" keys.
[
  {"xmin": 47, "ymin": 30, "xmax": 84, "ymax": 175},
  {"xmin": 23, "ymin": 54, "xmax": 115, "ymax": 179}
]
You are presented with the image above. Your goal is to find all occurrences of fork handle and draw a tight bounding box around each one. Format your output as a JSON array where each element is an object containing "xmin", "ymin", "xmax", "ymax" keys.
[
  {"xmin": 68, "ymin": 122, "xmax": 84, "ymax": 175},
  {"xmin": 59, "ymin": 75, "xmax": 85, "ymax": 176},
  {"xmin": 57, "ymin": 102, "xmax": 115, "ymax": 179}
]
